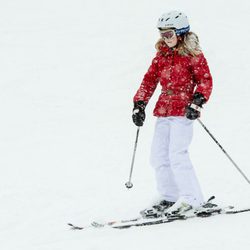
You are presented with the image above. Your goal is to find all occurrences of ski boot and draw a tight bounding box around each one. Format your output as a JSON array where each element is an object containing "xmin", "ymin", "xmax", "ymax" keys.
[
  {"xmin": 140, "ymin": 200, "xmax": 175, "ymax": 219},
  {"xmin": 165, "ymin": 199, "xmax": 193, "ymax": 217}
]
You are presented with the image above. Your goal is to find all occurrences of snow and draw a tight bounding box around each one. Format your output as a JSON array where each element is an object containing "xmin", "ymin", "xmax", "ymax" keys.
[{"xmin": 0, "ymin": 0, "xmax": 250, "ymax": 249}]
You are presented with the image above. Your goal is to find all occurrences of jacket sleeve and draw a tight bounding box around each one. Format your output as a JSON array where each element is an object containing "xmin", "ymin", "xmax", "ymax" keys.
[
  {"xmin": 191, "ymin": 53, "xmax": 213, "ymax": 102},
  {"xmin": 133, "ymin": 55, "xmax": 160, "ymax": 103}
]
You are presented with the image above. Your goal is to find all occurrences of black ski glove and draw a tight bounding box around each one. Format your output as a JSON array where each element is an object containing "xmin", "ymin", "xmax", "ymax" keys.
[
  {"xmin": 186, "ymin": 93, "xmax": 206, "ymax": 120},
  {"xmin": 132, "ymin": 101, "xmax": 146, "ymax": 127}
]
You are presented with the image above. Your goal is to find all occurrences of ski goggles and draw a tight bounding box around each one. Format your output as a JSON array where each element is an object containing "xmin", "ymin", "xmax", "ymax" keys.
[{"xmin": 159, "ymin": 29, "xmax": 176, "ymax": 39}]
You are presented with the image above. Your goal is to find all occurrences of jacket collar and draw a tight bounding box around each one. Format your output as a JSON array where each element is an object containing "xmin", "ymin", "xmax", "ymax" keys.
[{"xmin": 158, "ymin": 42, "xmax": 178, "ymax": 56}]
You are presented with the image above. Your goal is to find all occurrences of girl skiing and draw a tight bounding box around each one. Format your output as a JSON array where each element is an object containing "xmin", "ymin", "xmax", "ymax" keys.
[{"xmin": 132, "ymin": 11, "xmax": 213, "ymax": 217}]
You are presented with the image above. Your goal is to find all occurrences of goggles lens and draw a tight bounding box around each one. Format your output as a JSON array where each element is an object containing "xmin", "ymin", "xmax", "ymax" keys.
[{"xmin": 160, "ymin": 29, "xmax": 175, "ymax": 39}]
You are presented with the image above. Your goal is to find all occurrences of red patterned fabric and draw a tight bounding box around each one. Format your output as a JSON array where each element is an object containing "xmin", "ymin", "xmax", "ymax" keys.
[{"xmin": 133, "ymin": 44, "xmax": 213, "ymax": 117}]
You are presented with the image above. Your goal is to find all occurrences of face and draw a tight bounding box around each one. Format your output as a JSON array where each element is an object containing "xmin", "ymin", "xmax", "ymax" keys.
[{"xmin": 160, "ymin": 29, "xmax": 178, "ymax": 48}]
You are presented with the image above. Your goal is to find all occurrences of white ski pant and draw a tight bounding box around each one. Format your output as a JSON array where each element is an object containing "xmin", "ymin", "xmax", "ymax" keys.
[{"xmin": 150, "ymin": 117, "xmax": 204, "ymax": 207}]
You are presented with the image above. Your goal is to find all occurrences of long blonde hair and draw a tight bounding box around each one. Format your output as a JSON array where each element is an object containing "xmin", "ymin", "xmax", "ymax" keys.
[{"xmin": 155, "ymin": 32, "xmax": 202, "ymax": 57}]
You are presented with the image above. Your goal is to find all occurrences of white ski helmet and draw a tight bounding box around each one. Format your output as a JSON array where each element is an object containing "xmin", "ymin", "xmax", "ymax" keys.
[{"xmin": 157, "ymin": 11, "xmax": 190, "ymax": 36}]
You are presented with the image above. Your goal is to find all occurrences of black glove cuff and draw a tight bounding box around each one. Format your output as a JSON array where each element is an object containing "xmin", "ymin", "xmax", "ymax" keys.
[
  {"xmin": 133, "ymin": 101, "xmax": 147, "ymax": 111},
  {"xmin": 193, "ymin": 93, "xmax": 206, "ymax": 107}
]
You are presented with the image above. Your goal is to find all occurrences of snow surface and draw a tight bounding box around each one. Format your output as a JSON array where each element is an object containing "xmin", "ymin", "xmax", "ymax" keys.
[{"xmin": 0, "ymin": 0, "xmax": 250, "ymax": 249}]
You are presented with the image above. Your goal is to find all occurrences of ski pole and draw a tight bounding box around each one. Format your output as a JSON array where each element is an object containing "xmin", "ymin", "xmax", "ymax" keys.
[
  {"xmin": 125, "ymin": 127, "xmax": 140, "ymax": 189},
  {"xmin": 197, "ymin": 118, "xmax": 250, "ymax": 185}
]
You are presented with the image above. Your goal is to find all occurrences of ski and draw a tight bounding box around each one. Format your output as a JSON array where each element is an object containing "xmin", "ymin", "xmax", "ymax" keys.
[
  {"xmin": 113, "ymin": 207, "xmax": 250, "ymax": 229},
  {"xmin": 68, "ymin": 206, "xmax": 250, "ymax": 230},
  {"xmin": 68, "ymin": 217, "xmax": 141, "ymax": 230}
]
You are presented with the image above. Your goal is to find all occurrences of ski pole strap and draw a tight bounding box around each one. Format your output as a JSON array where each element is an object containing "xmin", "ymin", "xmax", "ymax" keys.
[{"xmin": 197, "ymin": 118, "xmax": 250, "ymax": 185}]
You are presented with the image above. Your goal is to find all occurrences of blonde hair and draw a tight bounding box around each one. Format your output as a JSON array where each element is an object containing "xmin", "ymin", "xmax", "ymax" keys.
[{"xmin": 155, "ymin": 32, "xmax": 202, "ymax": 57}]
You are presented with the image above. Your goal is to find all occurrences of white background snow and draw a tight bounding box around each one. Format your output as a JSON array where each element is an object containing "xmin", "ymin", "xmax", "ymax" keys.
[{"xmin": 0, "ymin": 0, "xmax": 250, "ymax": 249}]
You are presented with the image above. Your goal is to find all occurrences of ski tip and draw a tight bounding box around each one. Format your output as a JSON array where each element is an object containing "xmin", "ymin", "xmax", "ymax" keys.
[{"xmin": 68, "ymin": 223, "xmax": 84, "ymax": 230}]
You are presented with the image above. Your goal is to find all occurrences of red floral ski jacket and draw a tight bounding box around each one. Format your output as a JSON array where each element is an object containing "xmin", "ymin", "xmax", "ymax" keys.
[{"xmin": 133, "ymin": 44, "xmax": 213, "ymax": 117}]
